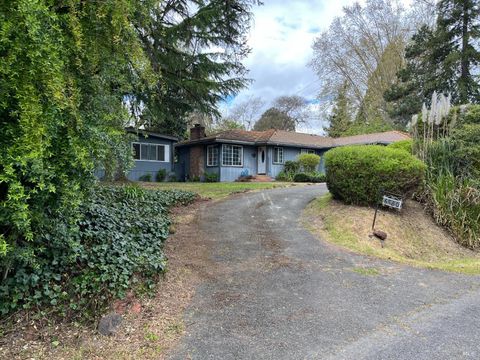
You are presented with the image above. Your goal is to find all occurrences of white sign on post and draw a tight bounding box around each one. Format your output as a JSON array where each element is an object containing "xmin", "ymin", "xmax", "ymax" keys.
[{"xmin": 382, "ymin": 195, "xmax": 402, "ymax": 210}]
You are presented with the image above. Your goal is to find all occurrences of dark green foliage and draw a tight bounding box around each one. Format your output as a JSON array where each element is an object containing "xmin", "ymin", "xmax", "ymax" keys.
[
  {"xmin": 253, "ymin": 108, "xmax": 296, "ymax": 131},
  {"xmin": 293, "ymin": 172, "xmax": 326, "ymax": 183},
  {"xmin": 326, "ymin": 82, "xmax": 352, "ymax": 137},
  {"xmin": 0, "ymin": 185, "xmax": 196, "ymax": 316},
  {"xmin": 325, "ymin": 146, "xmax": 426, "ymax": 206},
  {"xmin": 136, "ymin": 0, "xmax": 259, "ymax": 138},
  {"xmin": 385, "ymin": 1, "xmax": 480, "ymax": 122},
  {"xmin": 293, "ymin": 173, "xmax": 312, "ymax": 182},
  {"xmin": 387, "ymin": 140, "xmax": 413, "ymax": 153},
  {"xmin": 436, "ymin": 0, "xmax": 480, "ymax": 103},
  {"xmin": 284, "ymin": 160, "xmax": 301, "ymax": 174},
  {"xmin": 139, "ymin": 174, "xmax": 153, "ymax": 182},
  {"xmin": 418, "ymin": 105, "xmax": 480, "ymax": 247},
  {"xmin": 384, "ymin": 26, "xmax": 441, "ymax": 125},
  {"xmin": 204, "ymin": 172, "xmax": 219, "ymax": 183},
  {"xmin": 297, "ymin": 154, "xmax": 321, "ymax": 173},
  {"xmin": 156, "ymin": 169, "xmax": 167, "ymax": 182},
  {"xmin": 276, "ymin": 171, "xmax": 291, "ymax": 182},
  {"xmin": 0, "ymin": 0, "xmax": 153, "ymax": 293}
]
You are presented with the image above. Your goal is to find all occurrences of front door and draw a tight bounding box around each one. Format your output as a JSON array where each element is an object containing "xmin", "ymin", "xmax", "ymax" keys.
[{"xmin": 257, "ymin": 146, "xmax": 266, "ymax": 174}]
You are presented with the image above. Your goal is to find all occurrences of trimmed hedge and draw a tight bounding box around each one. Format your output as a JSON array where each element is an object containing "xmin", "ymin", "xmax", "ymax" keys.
[
  {"xmin": 325, "ymin": 145, "xmax": 425, "ymax": 206},
  {"xmin": 0, "ymin": 185, "xmax": 196, "ymax": 316},
  {"xmin": 293, "ymin": 172, "xmax": 326, "ymax": 183}
]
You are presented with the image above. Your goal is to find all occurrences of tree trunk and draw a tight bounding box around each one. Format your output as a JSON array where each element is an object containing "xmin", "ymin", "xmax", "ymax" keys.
[{"xmin": 460, "ymin": 0, "xmax": 470, "ymax": 103}]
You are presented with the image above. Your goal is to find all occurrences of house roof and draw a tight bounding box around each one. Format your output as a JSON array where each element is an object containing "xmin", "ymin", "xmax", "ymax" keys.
[
  {"xmin": 333, "ymin": 131, "xmax": 410, "ymax": 146},
  {"xmin": 176, "ymin": 129, "xmax": 410, "ymax": 149},
  {"xmin": 125, "ymin": 127, "xmax": 178, "ymax": 141}
]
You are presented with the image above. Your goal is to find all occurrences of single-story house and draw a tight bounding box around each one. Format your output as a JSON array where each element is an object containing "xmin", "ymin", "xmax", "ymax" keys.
[
  {"xmin": 175, "ymin": 124, "xmax": 410, "ymax": 182},
  {"xmin": 127, "ymin": 127, "xmax": 177, "ymax": 181}
]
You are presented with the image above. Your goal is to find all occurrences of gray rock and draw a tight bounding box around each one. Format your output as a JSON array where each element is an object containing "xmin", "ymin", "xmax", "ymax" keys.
[{"xmin": 98, "ymin": 312, "xmax": 123, "ymax": 336}]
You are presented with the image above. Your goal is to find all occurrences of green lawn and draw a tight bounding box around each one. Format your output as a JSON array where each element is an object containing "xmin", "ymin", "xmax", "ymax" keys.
[{"xmin": 141, "ymin": 181, "xmax": 295, "ymax": 200}]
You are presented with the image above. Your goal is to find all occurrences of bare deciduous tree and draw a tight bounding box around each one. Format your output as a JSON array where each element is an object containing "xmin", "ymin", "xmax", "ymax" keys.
[
  {"xmin": 227, "ymin": 96, "xmax": 266, "ymax": 130},
  {"xmin": 310, "ymin": 0, "xmax": 411, "ymax": 113},
  {"xmin": 273, "ymin": 95, "xmax": 309, "ymax": 126}
]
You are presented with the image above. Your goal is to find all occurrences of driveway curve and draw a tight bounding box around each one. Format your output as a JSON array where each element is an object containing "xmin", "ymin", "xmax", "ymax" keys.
[{"xmin": 169, "ymin": 185, "xmax": 480, "ymax": 360}]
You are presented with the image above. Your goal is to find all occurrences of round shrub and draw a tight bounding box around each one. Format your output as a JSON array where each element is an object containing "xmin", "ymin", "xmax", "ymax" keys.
[
  {"xmin": 324, "ymin": 145, "xmax": 425, "ymax": 206},
  {"xmin": 297, "ymin": 153, "xmax": 321, "ymax": 172},
  {"xmin": 387, "ymin": 139, "xmax": 413, "ymax": 153}
]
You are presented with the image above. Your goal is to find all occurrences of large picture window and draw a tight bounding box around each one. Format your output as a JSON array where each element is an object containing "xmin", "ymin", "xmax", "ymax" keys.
[
  {"xmin": 222, "ymin": 144, "xmax": 243, "ymax": 166},
  {"xmin": 132, "ymin": 142, "xmax": 168, "ymax": 162},
  {"xmin": 273, "ymin": 147, "xmax": 284, "ymax": 164},
  {"xmin": 207, "ymin": 145, "xmax": 219, "ymax": 166}
]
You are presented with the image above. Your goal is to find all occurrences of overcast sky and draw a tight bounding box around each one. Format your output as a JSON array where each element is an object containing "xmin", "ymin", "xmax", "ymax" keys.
[{"xmin": 222, "ymin": 0, "xmax": 412, "ymax": 134}]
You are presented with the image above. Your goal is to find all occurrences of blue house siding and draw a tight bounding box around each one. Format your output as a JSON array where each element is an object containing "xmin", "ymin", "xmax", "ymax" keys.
[
  {"xmin": 128, "ymin": 135, "xmax": 175, "ymax": 181},
  {"xmin": 219, "ymin": 144, "xmax": 257, "ymax": 182},
  {"xmin": 204, "ymin": 145, "xmax": 220, "ymax": 180},
  {"xmin": 267, "ymin": 146, "xmax": 329, "ymax": 179},
  {"xmin": 175, "ymin": 143, "xmax": 330, "ymax": 182},
  {"xmin": 175, "ymin": 146, "xmax": 190, "ymax": 182}
]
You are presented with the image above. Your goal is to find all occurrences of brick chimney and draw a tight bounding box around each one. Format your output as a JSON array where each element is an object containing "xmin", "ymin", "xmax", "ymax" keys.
[{"xmin": 190, "ymin": 124, "xmax": 206, "ymax": 140}]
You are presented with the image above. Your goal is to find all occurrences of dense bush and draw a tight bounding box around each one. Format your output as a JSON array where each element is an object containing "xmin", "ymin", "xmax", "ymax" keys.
[
  {"xmin": 156, "ymin": 169, "xmax": 167, "ymax": 182},
  {"xmin": 139, "ymin": 173, "xmax": 153, "ymax": 182},
  {"xmin": 0, "ymin": 185, "xmax": 196, "ymax": 316},
  {"xmin": 293, "ymin": 172, "xmax": 326, "ymax": 183},
  {"xmin": 276, "ymin": 159, "xmax": 324, "ymax": 182},
  {"xmin": 0, "ymin": 1, "xmax": 151, "ymax": 295},
  {"xmin": 325, "ymin": 145, "xmax": 425, "ymax": 206},
  {"xmin": 387, "ymin": 139, "xmax": 413, "ymax": 153},
  {"xmin": 297, "ymin": 153, "xmax": 321, "ymax": 172},
  {"xmin": 204, "ymin": 172, "xmax": 219, "ymax": 182},
  {"xmin": 284, "ymin": 160, "xmax": 301, "ymax": 174},
  {"xmin": 418, "ymin": 105, "xmax": 480, "ymax": 248}
]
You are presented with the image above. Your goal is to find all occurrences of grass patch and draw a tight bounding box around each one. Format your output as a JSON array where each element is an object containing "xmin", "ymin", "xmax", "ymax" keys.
[
  {"xmin": 303, "ymin": 195, "xmax": 480, "ymax": 275},
  {"xmin": 142, "ymin": 182, "xmax": 294, "ymax": 200},
  {"xmin": 352, "ymin": 267, "xmax": 380, "ymax": 276}
]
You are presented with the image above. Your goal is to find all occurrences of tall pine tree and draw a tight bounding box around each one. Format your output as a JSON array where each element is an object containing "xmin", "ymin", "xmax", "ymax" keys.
[
  {"xmin": 133, "ymin": 0, "xmax": 259, "ymax": 138},
  {"xmin": 385, "ymin": 0, "xmax": 480, "ymax": 123},
  {"xmin": 437, "ymin": 0, "xmax": 480, "ymax": 103},
  {"xmin": 326, "ymin": 83, "xmax": 352, "ymax": 137}
]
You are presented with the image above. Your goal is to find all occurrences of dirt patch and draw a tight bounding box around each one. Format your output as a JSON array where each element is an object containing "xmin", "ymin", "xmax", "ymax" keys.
[{"xmin": 0, "ymin": 200, "xmax": 213, "ymax": 360}]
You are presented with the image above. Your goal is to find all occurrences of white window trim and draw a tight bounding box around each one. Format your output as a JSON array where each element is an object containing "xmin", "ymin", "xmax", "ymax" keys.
[
  {"xmin": 301, "ymin": 148, "xmax": 316, "ymax": 154},
  {"xmin": 272, "ymin": 147, "xmax": 284, "ymax": 164},
  {"xmin": 221, "ymin": 144, "xmax": 243, "ymax": 167},
  {"xmin": 206, "ymin": 145, "xmax": 219, "ymax": 167},
  {"xmin": 132, "ymin": 142, "xmax": 170, "ymax": 163}
]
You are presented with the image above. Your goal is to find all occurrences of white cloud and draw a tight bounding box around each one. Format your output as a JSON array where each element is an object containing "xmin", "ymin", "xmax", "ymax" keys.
[{"xmin": 224, "ymin": 0, "xmax": 413, "ymax": 134}]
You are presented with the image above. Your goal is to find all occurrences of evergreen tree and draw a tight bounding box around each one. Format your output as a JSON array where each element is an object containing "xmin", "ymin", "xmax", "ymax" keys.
[
  {"xmin": 385, "ymin": 0, "xmax": 480, "ymax": 122},
  {"xmin": 437, "ymin": 0, "xmax": 480, "ymax": 103},
  {"xmin": 134, "ymin": 0, "xmax": 259, "ymax": 138},
  {"xmin": 326, "ymin": 83, "xmax": 352, "ymax": 137}
]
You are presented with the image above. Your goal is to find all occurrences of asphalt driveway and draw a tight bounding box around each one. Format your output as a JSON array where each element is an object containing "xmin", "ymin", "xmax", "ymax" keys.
[{"xmin": 169, "ymin": 185, "xmax": 480, "ymax": 360}]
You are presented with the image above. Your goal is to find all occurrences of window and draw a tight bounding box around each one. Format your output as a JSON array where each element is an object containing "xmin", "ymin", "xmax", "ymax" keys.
[
  {"xmin": 273, "ymin": 147, "xmax": 284, "ymax": 164},
  {"xmin": 301, "ymin": 149, "xmax": 316, "ymax": 154},
  {"xmin": 133, "ymin": 143, "xmax": 140, "ymax": 160},
  {"xmin": 222, "ymin": 144, "xmax": 243, "ymax": 166},
  {"xmin": 207, "ymin": 145, "xmax": 219, "ymax": 166},
  {"xmin": 132, "ymin": 142, "xmax": 168, "ymax": 162}
]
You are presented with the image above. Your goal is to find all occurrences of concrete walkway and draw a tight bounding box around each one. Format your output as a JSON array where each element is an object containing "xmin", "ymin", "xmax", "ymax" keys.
[{"xmin": 169, "ymin": 185, "xmax": 480, "ymax": 360}]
